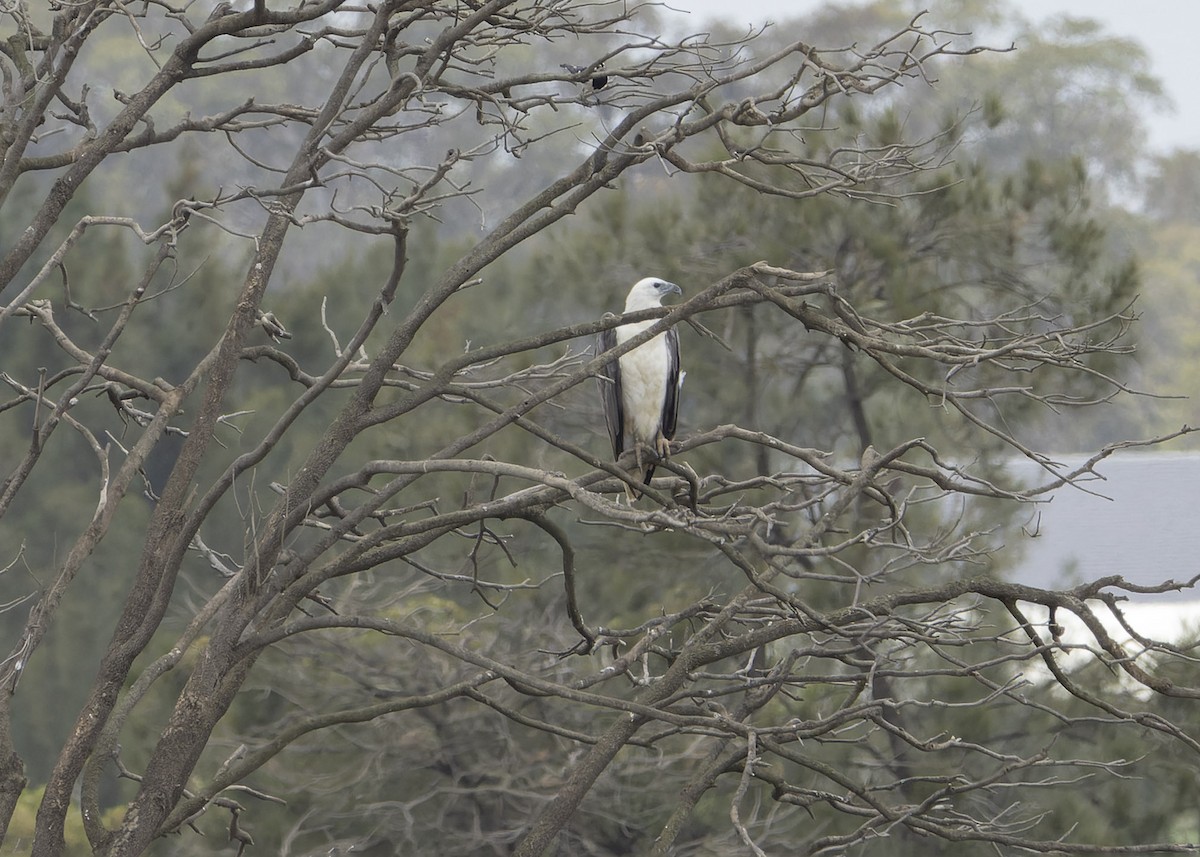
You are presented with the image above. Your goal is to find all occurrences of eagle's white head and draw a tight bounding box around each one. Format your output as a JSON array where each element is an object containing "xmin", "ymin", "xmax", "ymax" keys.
[{"xmin": 624, "ymin": 277, "xmax": 683, "ymax": 312}]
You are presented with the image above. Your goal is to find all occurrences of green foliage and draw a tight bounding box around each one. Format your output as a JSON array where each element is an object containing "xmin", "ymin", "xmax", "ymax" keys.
[
  {"xmin": 1145, "ymin": 150, "xmax": 1200, "ymax": 224},
  {"xmin": 936, "ymin": 11, "xmax": 1166, "ymax": 184},
  {"xmin": 0, "ymin": 785, "xmax": 122, "ymax": 857},
  {"xmin": 1118, "ymin": 219, "xmax": 1200, "ymax": 443}
]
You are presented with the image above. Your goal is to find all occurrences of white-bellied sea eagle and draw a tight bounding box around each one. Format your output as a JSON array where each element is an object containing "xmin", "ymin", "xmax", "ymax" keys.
[{"xmin": 597, "ymin": 277, "xmax": 683, "ymax": 499}]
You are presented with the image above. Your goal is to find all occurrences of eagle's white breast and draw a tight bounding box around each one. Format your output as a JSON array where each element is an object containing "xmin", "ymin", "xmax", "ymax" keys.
[{"xmin": 615, "ymin": 319, "xmax": 670, "ymax": 446}]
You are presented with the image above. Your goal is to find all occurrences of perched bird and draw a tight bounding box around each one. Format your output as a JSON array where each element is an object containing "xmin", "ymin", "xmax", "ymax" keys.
[
  {"xmin": 560, "ymin": 62, "xmax": 608, "ymax": 90},
  {"xmin": 597, "ymin": 277, "xmax": 684, "ymax": 499}
]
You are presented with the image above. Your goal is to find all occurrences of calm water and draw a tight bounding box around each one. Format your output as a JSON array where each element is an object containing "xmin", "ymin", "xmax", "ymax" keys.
[{"xmin": 1001, "ymin": 452, "xmax": 1200, "ymax": 602}]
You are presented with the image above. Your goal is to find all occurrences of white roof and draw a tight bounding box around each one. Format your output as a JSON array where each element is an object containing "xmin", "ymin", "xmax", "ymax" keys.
[{"xmin": 1001, "ymin": 451, "xmax": 1200, "ymax": 603}]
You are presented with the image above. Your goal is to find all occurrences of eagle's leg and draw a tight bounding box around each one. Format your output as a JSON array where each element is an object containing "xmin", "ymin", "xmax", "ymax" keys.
[
  {"xmin": 654, "ymin": 432, "xmax": 671, "ymax": 460},
  {"xmin": 621, "ymin": 444, "xmax": 644, "ymax": 503}
]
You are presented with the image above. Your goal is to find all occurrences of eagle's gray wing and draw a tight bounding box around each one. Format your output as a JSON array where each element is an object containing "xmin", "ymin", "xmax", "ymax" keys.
[
  {"xmin": 661, "ymin": 326, "xmax": 681, "ymax": 442},
  {"xmin": 596, "ymin": 327, "xmax": 624, "ymax": 460}
]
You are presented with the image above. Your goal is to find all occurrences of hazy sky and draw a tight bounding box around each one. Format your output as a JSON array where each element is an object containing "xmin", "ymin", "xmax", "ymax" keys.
[{"xmin": 666, "ymin": 0, "xmax": 1195, "ymax": 154}]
